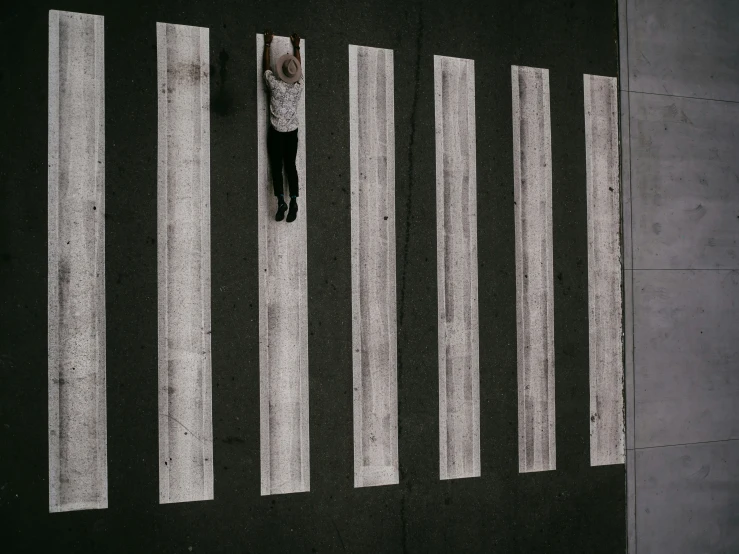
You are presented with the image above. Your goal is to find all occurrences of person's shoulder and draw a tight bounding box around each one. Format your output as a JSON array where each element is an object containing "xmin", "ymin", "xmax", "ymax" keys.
[{"xmin": 264, "ymin": 69, "xmax": 277, "ymax": 87}]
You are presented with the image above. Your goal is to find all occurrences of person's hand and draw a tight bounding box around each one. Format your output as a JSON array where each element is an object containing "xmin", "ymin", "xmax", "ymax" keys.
[
  {"xmin": 290, "ymin": 32, "xmax": 300, "ymax": 47},
  {"xmin": 264, "ymin": 29, "xmax": 273, "ymax": 45}
]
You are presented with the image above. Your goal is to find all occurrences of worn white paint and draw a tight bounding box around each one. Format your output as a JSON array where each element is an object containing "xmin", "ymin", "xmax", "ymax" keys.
[
  {"xmin": 512, "ymin": 65, "xmax": 556, "ymax": 474},
  {"xmin": 157, "ymin": 22, "xmax": 214, "ymax": 504},
  {"xmin": 256, "ymin": 34, "xmax": 310, "ymax": 496},
  {"xmin": 48, "ymin": 10, "xmax": 108, "ymax": 514},
  {"xmin": 349, "ymin": 44, "xmax": 399, "ymax": 488},
  {"xmin": 434, "ymin": 55, "xmax": 481, "ymax": 481},
  {"xmin": 584, "ymin": 74, "xmax": 624, "ymax": 466}
]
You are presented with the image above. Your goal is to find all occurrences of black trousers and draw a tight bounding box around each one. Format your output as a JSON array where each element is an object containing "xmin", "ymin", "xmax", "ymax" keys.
[{"xmin": 267, "ymin": 125, "xmax": 299, "ymax": 198}]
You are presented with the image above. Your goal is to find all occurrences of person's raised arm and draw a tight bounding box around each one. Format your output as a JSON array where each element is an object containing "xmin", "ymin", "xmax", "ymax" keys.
[
  {"xmin": 291, "ymin": 32, "xmax": 301, "ymax": 65},
  {"xmin": 263, "ymin": 29, "xmax": 273, "ymax": 74}
]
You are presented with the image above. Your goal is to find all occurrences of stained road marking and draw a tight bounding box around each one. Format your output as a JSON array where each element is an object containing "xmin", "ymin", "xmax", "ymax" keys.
[
  {"xmin": 157, "ymin": 22, "xmax": 214, "ymax": 504},
  {"xmin": 512, "ymin": 65, "xmax": 556, "ymax": 474},
  {"xmin": 434, "ymin": 55, "xmax": 481, "ymax": 480},
  {"xmin": 349, "ymin": 44, "xmax": 399, "ymax": 488},
  {"xmin": 584, "ymin": 74, "xmax": 624, "ymax": 467},
  {"xmin": 256, "ymin": 34, "xmax": 310, "ymax": 496},
  {"xmin": 48, "ymin": 9, "xmax": 108, "ymax": 513}
]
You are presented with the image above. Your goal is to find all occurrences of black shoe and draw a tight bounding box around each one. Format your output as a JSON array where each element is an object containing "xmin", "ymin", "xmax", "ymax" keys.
[
  {"xmin": 286, "ymin": 198, "xmax": 298, "ymax": 223},
  {"xmin": 275, "ymin": 200, "xmax": 287, "ymax": 221}
]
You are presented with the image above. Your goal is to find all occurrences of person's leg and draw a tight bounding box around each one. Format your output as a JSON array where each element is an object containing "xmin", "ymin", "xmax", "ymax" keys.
[
  {"xmin": 283, "ymin": 129, "xmax": 299, "ymax": 198},
  {"xmin": 267, "ymin": 126, "xmax": 287, "ymax": 220},
  {"xmin": 283, "ymin": 129, "xmax": 299, "ymax": 222},
  {"xmin": 267, "ymin": 125, "xmax": 286, "ymax": 198}
]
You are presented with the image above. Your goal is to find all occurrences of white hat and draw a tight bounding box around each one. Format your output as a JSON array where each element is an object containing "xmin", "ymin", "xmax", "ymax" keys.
[{"xmin": 276, "ymin": 53, "xmax": 302, "ymax": 84}]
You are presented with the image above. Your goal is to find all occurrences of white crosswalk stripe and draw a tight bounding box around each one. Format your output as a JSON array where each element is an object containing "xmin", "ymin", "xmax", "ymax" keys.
[
  {"xmin": 584, "ymin": 74, "xmax": 624, "ymax": 467},
  {"xmin": 48, "ymin": 9, "xmax": 108, "ymax": 513},
  {"xmin": 512, "ymin": 65, "xmax": 557, "ymax": 474},
  {"xmin": 157, "ymin": 22, "xmax": 214, "ymax": 504},
  {"xmin": 349, "ymin": 44, "xmax": 400, "ymax": 488},
  {"xmin": 434, "ymin": 55, "xmax": 481, "ymax": 480},
  {"xmin": 256, "ymin": 33, "xmax": 310, "ymax": 496}
]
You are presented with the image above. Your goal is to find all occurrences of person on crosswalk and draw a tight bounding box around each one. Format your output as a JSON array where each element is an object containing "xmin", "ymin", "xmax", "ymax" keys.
[{"xmin": 263, "ymin": 29, "xmax": 304, "ymax": 222}]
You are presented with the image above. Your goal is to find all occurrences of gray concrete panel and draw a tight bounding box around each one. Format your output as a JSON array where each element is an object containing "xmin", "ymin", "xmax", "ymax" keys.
[
  {"xmin": 630, "ymin": 92, "xmax": 739, "ymax": 269},
  {"xmin": 634, "ymin": 270, "xmax": 739, "ymax": 448},
  {"xmin": 635, "ymin": 440, "xmax": 739, "ymax": 553},
  {"xmin": 627, "ymin": 0, "xmax": 739, "ymax": 101}
]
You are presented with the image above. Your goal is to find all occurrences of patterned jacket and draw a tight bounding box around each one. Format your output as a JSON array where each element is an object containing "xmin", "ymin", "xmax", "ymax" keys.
[{"xmin": 264, "ymin": 69, "xmax": 304, "ymax": 132}]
